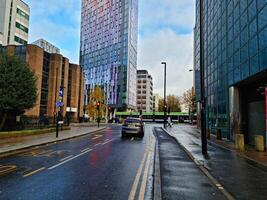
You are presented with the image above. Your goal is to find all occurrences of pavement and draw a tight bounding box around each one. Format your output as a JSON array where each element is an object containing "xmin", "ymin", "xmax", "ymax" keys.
[
  {"xmin": 0, "ymin": 124, "xmax": 107, "ymax": 156},
  {"xmin": 0, "ymin": 124, "xmax": 155, "ymax": 200},
  {"xmin": 166, "ymin": 124, "xmax": 267, "ymax": 200}
]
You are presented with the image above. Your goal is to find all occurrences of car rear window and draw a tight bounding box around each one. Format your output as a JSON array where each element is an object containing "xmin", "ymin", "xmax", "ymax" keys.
[{"xmin": 125, "ymin": 119, "xmax": 140, "ymax": 124}]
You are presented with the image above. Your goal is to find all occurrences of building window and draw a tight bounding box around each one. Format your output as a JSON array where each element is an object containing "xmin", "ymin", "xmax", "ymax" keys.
[
  {"xmin": 15, "ymin": 22, "xmax": 28, "ymax": 33},
  {"xmin": 14, "ymin": 35, "xmax": 27, "ymax": 45},
  {"xmin": 17, "ymin": 8, "xmax": 29, "ymax": 20}
]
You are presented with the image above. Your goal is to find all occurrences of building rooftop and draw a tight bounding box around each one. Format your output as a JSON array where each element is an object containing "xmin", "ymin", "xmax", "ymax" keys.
[
  {"xmin": 137, "ymin": 70, "xmax": 148, "ymax": 74},
  {"xmin": 32, "ymin": 38, "xmax": 60, "ymax": 54}
]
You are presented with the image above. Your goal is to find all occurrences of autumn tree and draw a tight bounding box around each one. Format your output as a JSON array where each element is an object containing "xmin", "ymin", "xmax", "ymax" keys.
[
  {"xmin": 158, "ymin": 95, "xmax": 181, "ymax": 112},
  {"xmin": 181, "ymin": 87, "xmax": 197, "ymax": 115},
  {"xmin": 87, "ymin": 86, "xmax": 106, "ymax": 120},
  {"xmin": 0, "ymin": 52, "xmax": 37, "ymax": 131}
]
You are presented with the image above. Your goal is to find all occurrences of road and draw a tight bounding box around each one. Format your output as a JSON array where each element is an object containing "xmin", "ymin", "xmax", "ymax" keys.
[{"xmin": 0, "ymin": 125, "xmax": 154, "ymax": 200}]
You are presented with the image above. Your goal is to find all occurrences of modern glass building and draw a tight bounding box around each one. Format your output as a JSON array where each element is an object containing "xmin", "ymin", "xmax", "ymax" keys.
[
  {"xmin": 194, "ymin": 0, "xmax": 267, "ymax": 146},
  {"xmin": 80, "ymin": 0, "xmax": 138, "ymax": 111}
]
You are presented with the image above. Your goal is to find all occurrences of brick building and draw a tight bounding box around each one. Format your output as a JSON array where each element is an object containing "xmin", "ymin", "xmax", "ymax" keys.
[{"xmin": 0, "ymin": 44, "xmax": 85, "ymax": 123}]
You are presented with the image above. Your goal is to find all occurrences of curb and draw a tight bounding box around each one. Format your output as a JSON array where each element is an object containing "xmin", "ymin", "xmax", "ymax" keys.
[
  {"xmin": 152, "ymin": 128, "xmax": 162, "ymax": 200},
  {"xmin": 162, "ymin": 128, "xmax": 235, "ymax": 200},
  {"xmin": 0, "ymin": 127, "xmax": 106, "ymax": 158}
]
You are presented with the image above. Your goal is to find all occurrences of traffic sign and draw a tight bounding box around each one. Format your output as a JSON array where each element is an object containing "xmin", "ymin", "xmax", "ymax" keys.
[{"xmin": 56, "ymin": 101, "xmax": 64, "ymax": 107}]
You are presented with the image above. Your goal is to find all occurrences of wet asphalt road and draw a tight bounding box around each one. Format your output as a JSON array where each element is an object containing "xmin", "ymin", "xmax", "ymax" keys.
[{"xmin": 0, "ymin": 125, "xmax": 154, "ymax": 200}]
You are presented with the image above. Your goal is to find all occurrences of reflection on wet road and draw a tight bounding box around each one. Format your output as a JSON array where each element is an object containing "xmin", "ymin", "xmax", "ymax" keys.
[{"xmin": 0, "ymin": 125, "xmax": 154, "ymax": 200}]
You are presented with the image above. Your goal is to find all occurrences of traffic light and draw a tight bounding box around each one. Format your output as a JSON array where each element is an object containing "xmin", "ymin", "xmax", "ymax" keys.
[{"xmin": 96, "ymin": 102, "xmax": 100, "ymax": 110}]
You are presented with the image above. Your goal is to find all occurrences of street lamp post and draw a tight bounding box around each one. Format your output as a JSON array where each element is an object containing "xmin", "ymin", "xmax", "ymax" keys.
[
  {"xmin": 161, "ymin": 62, "xmax": 167, "ymax": 128},
  {"xmin": 199, "ymin": 0, "xmax": 208, "ymax": 155}
]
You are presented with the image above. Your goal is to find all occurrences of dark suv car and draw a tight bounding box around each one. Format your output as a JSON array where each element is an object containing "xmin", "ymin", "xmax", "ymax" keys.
[{"xmin": 121, "ymin": 118, "xmax": 144, "ymax": 138}]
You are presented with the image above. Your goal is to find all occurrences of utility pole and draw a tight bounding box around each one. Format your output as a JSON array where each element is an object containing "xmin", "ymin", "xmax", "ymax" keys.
[
  {"xmin": 199, "ymin": 0, "xmax": 208, "ymax": 155},
  {"xmin": 161, "ymin": 62, "xmax": 167, "ymax": 129}
]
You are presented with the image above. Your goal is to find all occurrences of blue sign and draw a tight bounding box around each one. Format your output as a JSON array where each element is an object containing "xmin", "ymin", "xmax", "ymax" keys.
[
  {"xmin": 56, "ymin": 101, "xmax": 64, "ymax": 107},
  {"xmin": 59, "ymin": 87, "xmax": 63, "ymax": 98}
]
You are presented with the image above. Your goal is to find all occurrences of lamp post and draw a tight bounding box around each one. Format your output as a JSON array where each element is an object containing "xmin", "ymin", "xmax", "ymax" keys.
[
  {"xmin": 161, "ymin": 62, "xmax": 167, "ymax": 128},
  {"xmin": 199, "ymin": 0, "xmax": 207, "ymax": 155}
]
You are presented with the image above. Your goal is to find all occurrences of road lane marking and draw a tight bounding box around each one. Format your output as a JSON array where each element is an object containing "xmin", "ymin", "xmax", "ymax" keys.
[
  {"xmin": 128, "ymin": 150, "xmax": 148, "ymax": 200},
  {"xmin": 23, "ymin": 167, "xmax": 46, "ymax": 178},
  {"xmin": 94, "ymin": 143, "xmax": 101, "ymax": 147},
  {"xmin": 81, "ymin": 148, "xmax": 91, "ymax": 153},
  {"xmin": 48, "ymin": 149, "xmax": 92, "ymax": 170},
  {"xmin": 102, "ymin": 138, "xmax": 116, "ymax": 145},
  {"xmin": 138, "ymin": 151, "xmax": 152, "ymax": 200},
  {"xmin": 60, "ymin": 155, "xmax": 73, "ymax": 162},
  {"xmin": 92, "ymin": 135, "xmax": 102, "ymax": 140}
]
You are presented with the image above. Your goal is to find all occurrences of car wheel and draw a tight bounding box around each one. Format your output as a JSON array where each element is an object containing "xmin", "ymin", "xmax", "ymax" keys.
[
  {"xmin": 139, "ymin": 132, "xmax": 144, "ymax": 138},
  {"xmin": 121, "ymin": 132, "xmax": 126, "ymax": 138}
]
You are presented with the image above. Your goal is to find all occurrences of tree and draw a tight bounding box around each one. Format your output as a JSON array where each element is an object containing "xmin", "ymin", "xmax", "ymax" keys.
[
  {"xmin": 0, "ymin": 52, "xmax": 37, "ymax": 130},
  {"xmin": 158, "ymin": 95, "xmax": 181, "ymax": 112},
  {"xmin": 87, "ymin": 86, "xmax": 106, "ymax": 120},
  {"xmin": 182, "ymin": 87, "xmax": 197, "ymax": 115}
]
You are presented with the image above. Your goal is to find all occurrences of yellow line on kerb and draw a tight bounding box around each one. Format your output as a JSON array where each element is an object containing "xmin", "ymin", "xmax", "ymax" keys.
[
  {"xmin": 128, "ymin": 149, "xmax": 148, "ymax": 200},
  {"xmin": 23, "ymin": 167, "xmax": 46, "ymax": 178}
]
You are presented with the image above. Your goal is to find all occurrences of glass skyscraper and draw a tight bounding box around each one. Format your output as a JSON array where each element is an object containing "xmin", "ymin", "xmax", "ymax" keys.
[
  {"xmin": 194, "ymin": 0, "xmax": 267, "ymax": 146},
  {"xmin": 80, "ymin": 0, "xmax": 138, "ymax": 110}
]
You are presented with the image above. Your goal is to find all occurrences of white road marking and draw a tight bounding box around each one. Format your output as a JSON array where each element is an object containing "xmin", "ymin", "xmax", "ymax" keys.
[
  {"xmin": 48, "ymin": 149, "xmax": 92, "ymax": 170},
  {"xmin": 59, "ymin": 155, "xmax": 73, "ymax": 162},
  {"xmin": 81, "ymin": 148, "xmax": 91, "ymax": 153}
]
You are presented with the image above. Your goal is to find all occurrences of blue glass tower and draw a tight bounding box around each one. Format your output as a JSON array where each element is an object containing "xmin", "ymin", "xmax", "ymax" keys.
[
  {"xmin": 80, "ymin": 0, "xmax": 138, "ymax": 110},
  {"xmin": 194, "ymin": 0, "xmax": 267, "ymax": 145}
]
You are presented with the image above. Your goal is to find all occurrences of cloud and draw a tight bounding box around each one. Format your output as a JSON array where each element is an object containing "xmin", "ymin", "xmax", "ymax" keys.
[
  {"xmin": 24, "ymin": 0, "xmax": 81, "ymax": 63},
  {"xmin": 138, "ymin": 0, "xmax": 196, "ymax": 97},
  {"xmin": 138, "ymin": 29, "xmax": 194, "ymax": 97},
  {"xmin": 23, "ymin": 0, "xmax": 196, "ymax": 95}
]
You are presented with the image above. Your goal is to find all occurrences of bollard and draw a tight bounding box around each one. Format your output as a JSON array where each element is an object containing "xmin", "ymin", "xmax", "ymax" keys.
[
  {"xmin": 217, "ymin": 128, "xmax": 222, "ymax": 140},
  {"xmin": 235, "ymin": 134, "xmax": 245, "ymax": 151},
  {"xmin": 255, "ymin": 135, "xmax": 265, "ymax": 152}
]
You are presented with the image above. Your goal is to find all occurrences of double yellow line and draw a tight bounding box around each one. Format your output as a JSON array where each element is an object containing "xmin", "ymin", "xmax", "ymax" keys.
[{"xmin": 128, "ymin": 135, "xmax": 154, "ymax": 200}]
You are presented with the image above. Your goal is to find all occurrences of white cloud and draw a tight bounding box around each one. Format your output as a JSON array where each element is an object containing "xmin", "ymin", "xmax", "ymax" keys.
[
  {"xmin": 138, "ymin": 29, "xmax": 194, "ymax": 97},
  {"xmin": 138, "ymin": 0, "xmax": 196, "ymax": 97}
]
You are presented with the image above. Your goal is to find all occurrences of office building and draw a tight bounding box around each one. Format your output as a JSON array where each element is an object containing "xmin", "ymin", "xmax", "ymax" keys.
[
  {"xmin": 136, "ymin": 70, "xmax": 153, "ymax": 112},
  {"xmin": 194, "ymin": 0, "xmax": 267, "ymax": 147},
  {"xmin": 153, "ymin": 93, "xmax": 160, "ymax": 112},
  {"xmin": 0, "ymin": 44, "xmax": 85, "ymax": 122},
  {"xmin": 80, "ymin": 0, "xmax": 138, "ymax": 111},
  {"xmin": 0, "ymin": 0, "xmax": 30, "ymax": 45},
  {"xmin": 32, "ymin": 39, "xmax": 60, "ymax": 54}
]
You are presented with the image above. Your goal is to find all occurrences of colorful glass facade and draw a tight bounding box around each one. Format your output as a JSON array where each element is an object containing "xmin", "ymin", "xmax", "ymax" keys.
[
  {"xmin": 80, "ymin": 0, "xmax": 138, "ymax": 110},
  {"xmin": 194, "ymin": 0, "xmax": 267, "ymax": 141}
]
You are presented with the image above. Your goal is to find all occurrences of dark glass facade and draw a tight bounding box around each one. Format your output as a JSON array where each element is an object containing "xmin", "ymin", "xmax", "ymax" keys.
[
  {"xmin": 80, "ymin": 0, "xmax": 138, "ymax": 110},
  {"xmin": 194, "ymin": 0, "xmax": 267, "ymax": 142}
]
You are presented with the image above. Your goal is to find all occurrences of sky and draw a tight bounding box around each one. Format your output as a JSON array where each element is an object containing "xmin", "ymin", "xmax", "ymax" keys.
[{"xmin": 24, "ymin": 0, "xmax": 196, "ymax": 97}]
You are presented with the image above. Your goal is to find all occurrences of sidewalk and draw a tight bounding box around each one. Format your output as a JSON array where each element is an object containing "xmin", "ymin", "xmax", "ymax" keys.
[
  {"xmin": 166, "ymin": 124, "xmax": 267, "ymax": 200},
  {"xmin": 0, "ymin": 125, "xmax": 106, "ymax": 156}
]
